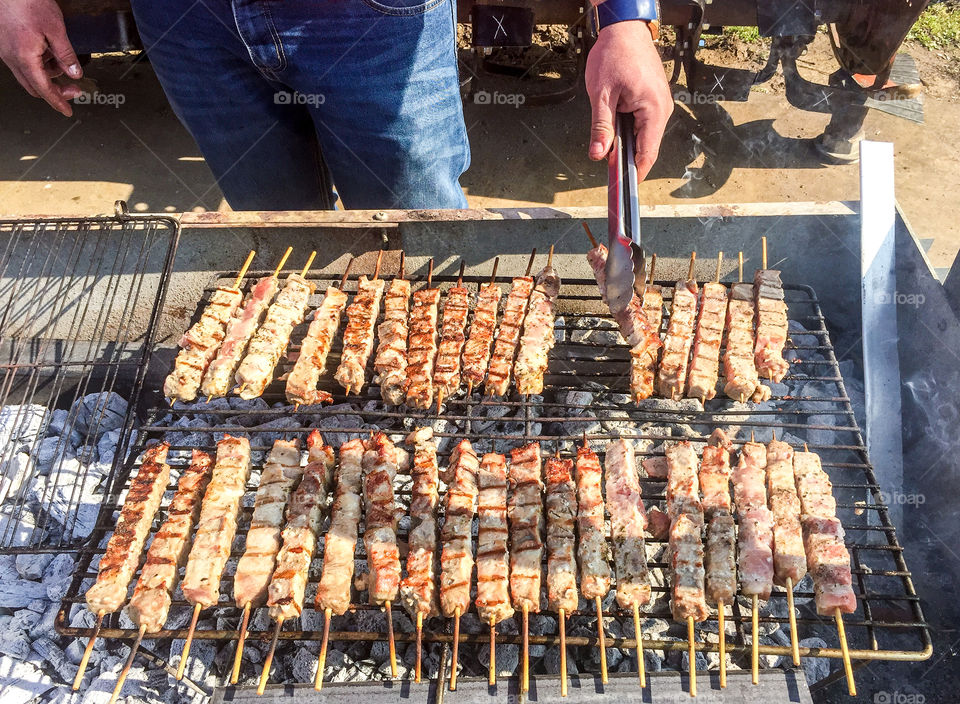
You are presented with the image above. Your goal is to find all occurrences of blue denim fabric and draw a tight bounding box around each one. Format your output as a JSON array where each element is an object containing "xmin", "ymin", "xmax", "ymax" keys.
[{"xmin": 130, "ymin": 0, "xmax": 470, "ymax": 210}]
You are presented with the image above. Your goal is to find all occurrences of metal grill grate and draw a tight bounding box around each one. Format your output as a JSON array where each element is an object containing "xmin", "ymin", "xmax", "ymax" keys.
[
  {"xmin": 56, "ymin": 268, "xmax": 931, "ymax": 678},
  {"xmin": 0, "ymin": 208, "xmax": 179, "ymax": 552}
]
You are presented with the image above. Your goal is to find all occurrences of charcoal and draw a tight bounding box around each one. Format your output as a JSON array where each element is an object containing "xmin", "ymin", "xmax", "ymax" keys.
[
  {"xmin": 369, "ymin": 639, "xmax": 390, "ymax": 664},
  {"xmin": 96, "ymin": 429, "xmax": 122, "ymax": 467},
  {"xmin": 33, "ymin": 437, "xmax": 75, "ymax": 472},
  {"xmin": 0, "ymin": 655, "xmax": 55, "ymax": 703},
  {"xmin": 479, "ymin": 642, "xmax": 518, "ymax": 676},
  {"xmin": 680, "ymin": 649, "xmax": 709, "ymax": 672},
  {"xmin": 168, "ymin": 637, "xmax": 216, "ymax": 688},
  {"xmin": 0, "ymin": 629, "xmax": 31, "ymax": 660},
  {"xmin": 31, "ymin": 636, "xmax": 77, "ymax": 683},
  {"xmin": 73, "ymin": 392, "xmax": 127, "ymax": 438},
  {"xmin": 15, "ymin": 552, "xmax": 52, "ymax": 580},
  {"xmin": 42, "ymin": 554, "xmax": 76, "ymax": 602},
  {"xmin": 542, "ymin": 645, "xmax": 578, "ymax": 675},
  {"xmin": 290, "ymin": 647, "xmax": 319, "ymax": 683},
  {"xmin": 0, "ymin": 578, "xmax": 48, "ymax": 608},
  {"xmin": 29, "ymin": 601, "xmax": 60, "ymax": 640},
  {"xmin": 0, "ymin": 405, "xmax": 47, "ymax": 446},
  {"xmin": 1, "ymin": 453, "xmax": 35, "ymax": 497},
  {"xmin": 529, "ymin": 613, "xmax": 556, "ymax": 636},
  {"xmin": 798, "ymin": 637, "xmax": 831, "ymax": 684}
]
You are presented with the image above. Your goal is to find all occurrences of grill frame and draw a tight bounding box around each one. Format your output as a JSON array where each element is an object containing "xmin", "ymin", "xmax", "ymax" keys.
[{"xmin": 55, "ymin": 267, "xmax": 932, "ymax": 674}]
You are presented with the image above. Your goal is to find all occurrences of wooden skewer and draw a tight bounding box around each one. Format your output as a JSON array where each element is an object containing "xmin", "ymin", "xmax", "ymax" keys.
[
  {"xmin": 688, "ymin": 616, "xmax": 697, "ymax": 698},
  {"xmin": 385, "ymin": 601, "xmax": 398, "ymax": 678},
  {"xmin": 688, "ymin": 251, "xmax": 697, "ymax": 282},
  {"xmin": 257, "ymin": 619, "xmax": 283, "ymax": 695},
  {"xmin": 176, "ymin": 603, "xmax": 202, "ymax": 681},
  {"xmin": 715, "ymin": 251, "xmax": 723, "ymax": 283},
  {"xmin": 427, "ymin": 258, "xmax": 435, "ymax": 289},
  {"xmin": 466, "ymin": 380, "xmax": 473, "ymax": 397},
  {"xmin": 300, "ymin": 250, "xmax": 317, "ymax": 278},
  {"xmin": 399, "ymin": 251, "xmax": 406, "ymax": 280},
  {"xmin": 436, "ymin": 389, "xmax": 445, "ymax": 412},
  {"xmin": 109, "ymin": 624, "xmax": 146, "ymax": 704},
  {"xmin": 751, "ymin": 593, "xmax": 759, "ymax": 685},
  {"xmin": 718, "ymin": 600, "xmax": 727, "ymax": 688},
  {"xmin": 525, "ymin": 249, "xmax": 537, "ymax": 277},
  {"xmin": 595, "ymin": 596, "xmax": 608, "ymax": 684},
  {"xmin": 450, "ymin": 606, "xmax": 461, "ymax": 691},
  {"xmin": 415, "ymin": 612, "xmax": 423, "ymax": 683},
  {"xmin": 547, "ymin": 243, "xmax": 555, "ymax": 269},
  {"xmin": 489, "ymin": 256, "xmax": 500, "ymax": 284},
  {"xmin": 522, "ymin": 602, "xmax": 530, "ymax": 693},
  {"xmin": 339, "ymin": 256, "xmax": 355, "ymax": 289},
  {"xmin": 648, "ymin": 252, "xmax": 657, "ymax": 285},
  {"xmin": 489, "ymin": 618, "xmax": 496, "ymax": 686},
  {"xmin": 272, "ymin": 246, "xmax": 293, "ymax": 278},
  {"xmin": 582, "ymin": 222, "xmax": 599, "ymax": 248},
  {"xmin": 231, "ymin": 602, "xmax": 252, "ymax": 684},
  {"xmin": 344, "ymin": 385, "xmax": 352, "ymax": 397},
  {"xmin": 457, "ymin": 259, "xmax": 465, "ymax": 287},
  {"xmin": 762, "ymin": 236, "xmax": 768, "ymax": 270},
  {"xmin": 836, "ymin": 607, "xmax": 856, "ymax": 696},
  {"xmin": 786, "ymin": 578, "xmax": 800, "ymax": 665},
  {"xmin": 559, "ymin": 607, "xmax": 567, "ymax": 697},
  {"xmin": 72, "ymin": 610, "xmax": 104, "ymax": 689},
  {"xmin": 233, "ymin": 250, "xmax": 257, "ymax": 289},
  {"xmin": 373, "ymin": 249, "xmax": 384, "ymax": 280},
  {"xmin": 633, "ymin": 602, "xmax": 646, "ymax": 687},
  {"xmin": 738, "ymin": 251, "xmax": 744, "ymax": 283},
  {"xmin": 294, "ymin": 403, "xmax": 301, "ymax": 412},
  {"xmin": 315, "ymin": 608, "xmax": 332, "ymax": 691}
]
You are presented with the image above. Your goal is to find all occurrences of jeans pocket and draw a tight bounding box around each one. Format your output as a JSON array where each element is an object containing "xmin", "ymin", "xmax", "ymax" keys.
[{"xmin": 360, "ymin": 0, "xmax": 446, "ymax": 16}]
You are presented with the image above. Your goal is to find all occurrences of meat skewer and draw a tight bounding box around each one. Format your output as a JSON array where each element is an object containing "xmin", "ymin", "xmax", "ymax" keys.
[
  {"xmin": 754, "ymin": 237, "xmax": 791, "ymax": 382},
  {"xmin": 508, "ymin": 442, "xmax": 543, "ymax": 695},
  {"xmin": 723, "ymin": 252, "xmax": 769, "ymax": 402},
  {"xmin": 433, "ymin": 261, "xmax": 471, "ymax": 409},
  {"xmin": 665, "ymin": 440, "xmax": 708, "ymax": 698},
  {"xmin": 485, "ymin": 251, "xmax": 537, "ymax": 397},
  {"xmin": 795, "ymin": 443, "xmax": 857, "ymax": 695},
  {"xmin": 75, "ymin": 443, "xmax": 172, "ymax": 692},
  {"xmin": 475, "ymin": 451, "xmax": 512, "ymax": 686},
  {"xmin": 235, "ymin": 252, "xmax": 317, "ymax": 399},
  {"xmin": 334, "ymin": 250, "xmax": 385, "ymax": 395},
  {"xmin": 202, "ymin": 249, "xmax": 289, "ymax": 401},
  {"xmin": 699, "ymin": 429, "xmax": 735, "ymax": 688},
  {"xmin": 405, "ymin": 259, "xmax": 441, "ymax": 409},
  {"xmin": 314, "ymin": 437, "xmax": 367, "ymax": 691},
  {"xmin": 440, "ymin": 439, "xmax": 479, "ymax": 691},
  {"xmin": 731, "ymin": 434, "xmax": 774, "ymax": 684},
  {"xmin": 400, "ymin": 427, "xmax": 441, "ymax": 683},
  {"xmin": 233, "ymin": 439, "xmax": 303, "ymax": 685},
  {"xmin": 656, "ymin": 254, "xmax": 699, "ymax": 399},
  {"xmin": 545, "ymin": 452, "xmax": 577, "ymax": 697},
  {"xmin": 635, "ymin": 253, "xmax": 664, "ymax": 402},
  {"xmin": 514, "ymin": 246, "xmax": 561, "ymax": 396},
  {"xmin": 373, "ymin": 252, "xmax": 410, "ymax": 406},
  {"xmin": 177, "ymin": 435, "xmax": 252, "ymax": 681},
  {"xmin": 287, "ymin": 258, "xmax": 355, "ymax": 408},
  {"xmin": 461, "ymin": 257, "xmax": 501, "ymax": 395},
  {"xmin": 686, "ymin": 253, "xmax": 728, "ymax": 402}
]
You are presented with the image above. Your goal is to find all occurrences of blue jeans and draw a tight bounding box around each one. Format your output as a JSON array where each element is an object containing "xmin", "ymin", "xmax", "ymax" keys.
[{"xmin": 130, "ymin": 0, "xmax": 470, "ymax": 210}]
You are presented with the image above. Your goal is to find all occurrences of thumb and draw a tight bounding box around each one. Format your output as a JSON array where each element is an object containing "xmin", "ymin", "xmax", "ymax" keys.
[
  {"xmin": 588, "ymin": 89, "xmax": 617, "ymax": 161},
  {"xmin": 46, "ymin": 23, "xmax": 81, "ymax": 79}
]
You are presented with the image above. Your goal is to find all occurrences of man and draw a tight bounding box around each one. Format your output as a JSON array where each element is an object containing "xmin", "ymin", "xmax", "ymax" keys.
[{"xmin": 0, "ymin": 0, "xmax": 672, "ymax": 210}]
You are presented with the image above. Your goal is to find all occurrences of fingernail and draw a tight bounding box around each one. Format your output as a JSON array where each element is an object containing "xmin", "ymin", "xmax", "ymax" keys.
[
  {"xmin": 67, "ymin": 64, "xmax": 81, "ymax": 78},
  {"xmin": 589, "ymin": 141, "xmax": 604, "ymax": 158}
]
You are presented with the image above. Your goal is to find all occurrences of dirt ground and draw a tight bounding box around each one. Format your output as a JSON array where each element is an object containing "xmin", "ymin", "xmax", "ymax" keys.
[{"xmin": 0, "ymin": 31, "xmax": 957, "ymax": 273}]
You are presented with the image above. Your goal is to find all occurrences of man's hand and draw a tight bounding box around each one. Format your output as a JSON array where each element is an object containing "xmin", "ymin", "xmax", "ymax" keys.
[
  {"xmin": 585, "ymin": 19, "xmax": 673, "ymax": 180},
  {"xmin": 0, "ymin": 0, "xmax": 83, "ymax": 117}
]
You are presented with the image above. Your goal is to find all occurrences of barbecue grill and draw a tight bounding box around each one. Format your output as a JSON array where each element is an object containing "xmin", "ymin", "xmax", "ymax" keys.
[{"xmin": 0, "ymin": 196, "xmax": 944, "ymax": 699}]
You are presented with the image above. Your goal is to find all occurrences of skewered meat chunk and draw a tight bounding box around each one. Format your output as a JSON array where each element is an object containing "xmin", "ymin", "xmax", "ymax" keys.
[
  {"xmin": 754, "ymin": 269, "xmax": 790, "ymax": 382},
  {"xmin": 439, "ymin": 439, "xmax": 479, "ymax": 617},
  {"xmin": 128, "ymin": 449, "xmax": 212, "ymax": 632},
  {"xmin": 315, "ymin": 438, "xmax": 367, "ymax": 616},
  {"xmin": 514, "ymin": 265, "xmax": 560, "ymax": 395},
  {"xmin": 794, "ymin": 450, "xmax": 856, "ymax": 614},
  {"xmin": 433, "ymin": 285, "xmax": 472, "ymax": 402},
  {"xmin": 405, "ymin": 288, "xmax": 442, "ymax": 409},
  {"xmin": 700, "ymin": 428, "xmax": 733, "ymax": 518},
  {"xmin": 234, "ymin": 439, "xmax": 303, "ymax": 608},
  {"xmin": 286, "ymin": 286, "xmax": 349, "ymax": 406},
  {"xmin": 723, "ymin": 283, "xmax": 769, "ymax": 402},
  {"xmin": 574, "ymin": 446, "xmax": 612, "ymax": 600},
  {"xmin": 698, "ymin": 430, "xmax": 736, "ymax": 606},
  {"xmin": 203, "ymin": 277, "xmax": 279, "ymax": 399},
  {"xmin": 508, "ymin": 442, "xmax": 544, "ymax": 612},
  {"xmin": 268, "ymin": 431, "xmax": 335, "ymax": 621},
  {"xmin": 605, "ymin": 439, "xmax": 651, "ymax": 608},
  {"xmin": 686, "ymin": 282, "xmax": 728, "ymax": 401},
  {"xmin": 181, "ymin": 435, "xmax": 252, "ymax": 608},
  {"xmin": 475, "ymin": 452, "xmax": 514, "ymax": 625},
  {"xmin": 732, "ymin": 441, "xmax": 774, "ymax": 600},
  {"xmin": 363, "ymin": 433, "xmax": 403, "ymax": 605},
  {"xmin": 461, "ymin": 282, "xmax": 502, "ymax": 391},
  {"xmin": 87, "ymin": 443, "xmax": 171, "ymax": 615},
  {"xmin": 766, "ymin": 439, "xmax": 806, "ymax": 586},
  {"xmin": 335, "ymin": 276, "xmax": 386, "ymax": 393},
  {"xmin": 631, "ymin": 285, "xmax": 664, "ymax": 401},
  {"xmin": 544, "ymin": 456, "xmax": 578, "ymax": 614},
  {"xmin": 665, "ymin": 441, "xmax": 709, "ymax": 621},
  {"xmin": 374, "ymin": 278, "xmax": 411, "ymax": 406},
  {"xmin": 164, "ymin": 287, "xmax": 243, "ymax": 401},
  {"xmin": 641, "ymin": 456, "xmax": 668, "ymax": 479},
  {"xmin": 235, "ymin": 275, "xmax": 315, "ymax": 399},
  {"xmin": 399, "ymin": 428, "xmax": 441, "ymax": 619},
  {"xmin": 656, "ymin": 280, "xmax": 699, "ymax": 399},
  {"xmin": 486, "ymin": 277, "xmax": 534, "ymax": 396}
]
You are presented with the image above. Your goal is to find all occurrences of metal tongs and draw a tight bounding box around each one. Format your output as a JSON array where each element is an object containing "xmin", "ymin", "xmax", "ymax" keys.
[{"xmin": 604, "ymin": 112, "xmax": 645, "ymax": 316}]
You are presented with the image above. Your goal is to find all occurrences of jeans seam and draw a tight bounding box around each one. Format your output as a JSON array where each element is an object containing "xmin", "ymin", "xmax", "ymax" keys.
[
  {"xmin": 259, "ymin": 2, "xmax": 288, "ymax": 73},
  {"xmin": 360, "ymin": 0, "xmax": 446, "ymax": 17}
]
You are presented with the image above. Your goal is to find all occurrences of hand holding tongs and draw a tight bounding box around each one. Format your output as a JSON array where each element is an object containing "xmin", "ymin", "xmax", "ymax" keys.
[{"xmin": 604, "ymin": 112, "xmax": 645, "ymax": 316}]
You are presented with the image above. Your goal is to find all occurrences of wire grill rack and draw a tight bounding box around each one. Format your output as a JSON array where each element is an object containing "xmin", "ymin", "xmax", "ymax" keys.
[
  {"xmin": 0, "ymin": 210, "xmax": 179, "ymax": 552},
  {"xmin": 56, "ymin": 268, "xmax": 931, "ymax": 674}
]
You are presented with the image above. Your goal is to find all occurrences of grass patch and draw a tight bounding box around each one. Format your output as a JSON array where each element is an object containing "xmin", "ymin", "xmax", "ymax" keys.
[
  {"xmin": 907, "ymin": 2, "xmax": 960, "ymax": 50},
  {"xmin": 723, "ymin": 26, "xmax": 762, "ymax": 43}
]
